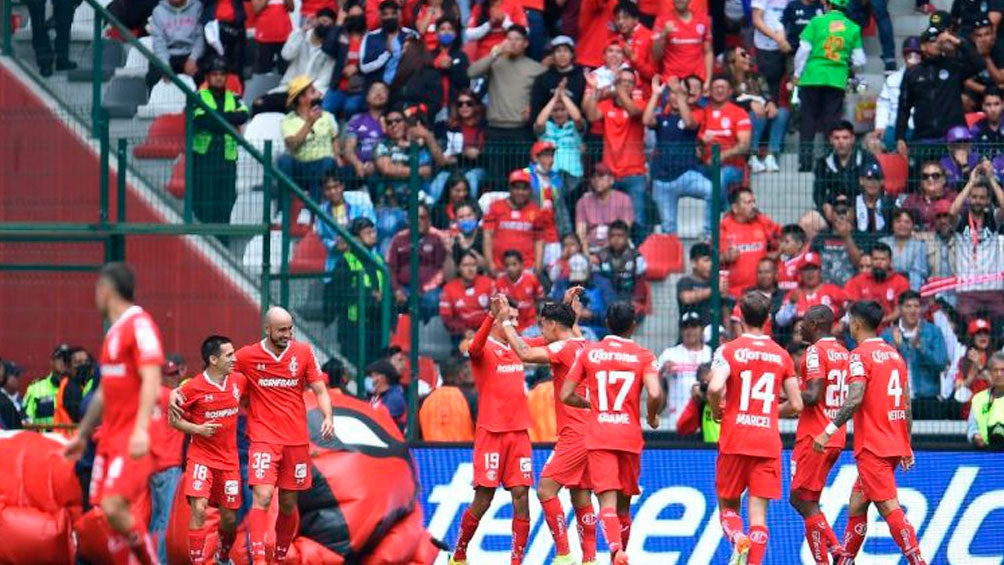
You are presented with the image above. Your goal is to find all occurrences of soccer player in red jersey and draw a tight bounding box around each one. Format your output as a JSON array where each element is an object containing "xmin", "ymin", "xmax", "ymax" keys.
[
  {"xmin": 450, "ymin": 296, "xmax": 533, "ymax": 565},
  {"xmin": 64, "ymin": 262, "xmax": 164, "ymax": 564},
  {"xmin": 562, "ymin": 301, "xmax": 663, "ymax": 565},
  {"xmin": 707, "ymin": 291, "xmax": 803, "ymax": 565},
  {"xmin": 171, "ymin": 335, "xmax": 245, "ymax": 565},
  {"xmin": 237, "ymin": 307, "xmax": 335, "ymax": 564},
  {"xmin": 789, "ymin": 306, "xmax": 849, "ymax": 564},
  {"xmin": 814, "ymin": 301, "xmax": 926, "ymax": 565},
  {"xmin": 500, "ymin": 289, "xmax": 596, "ymax": 565}
]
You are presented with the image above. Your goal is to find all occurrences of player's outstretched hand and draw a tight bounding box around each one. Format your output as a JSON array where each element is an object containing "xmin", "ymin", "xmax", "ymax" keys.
[
  {"xmin": 901, "ymin": 453, "xmax": 915, "ymax": 471},
  {"xmin": 198, "ymin": 422, "xmax": 222, "ymax": 437},
  {"xmin": 128, "ymin": 427, "xmax": 150, "ymax": 459},
  {"xmin": 320, "ymin": 415, "xmax": 336, "ymax": 440},
  {"xmin": 63, "ymin": 435, "xmax": 86, "ymax": 460},
  {"xmin": 812, "ymin": 431, "xmax": 831, "ymax": 453}
]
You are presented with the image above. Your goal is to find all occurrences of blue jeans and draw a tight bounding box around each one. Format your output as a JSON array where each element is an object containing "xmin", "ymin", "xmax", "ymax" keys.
[
  {"xmin": 652, "ymin": 170, "xmax": 716, "ymax": 236},
  {"xmin": 322, "ymin": 89, "xmax": 365, "ymax": 119},
  {"xmin": 524, "ymin": 9, "xmax": 545, "ymax": 61},
  {"xmin": 614, "ymin": 174, "xmax": 649, "ymax": 243},
  {"xmin": 149, "ymin": 466, "xmax": 182, "ymax": 565},
  {"xmin": 851, "ymin": 0, "xmax": 894, "ymax": 65},
  {"xmin": 276, "ymin": 154, "xmax": 337, "ymax": 202},
  {"xmin": 750, "ymin": 108, "xmax": 791, "ymax": 154},
  {"xmin": 402, "ymin": 285, "xmax": 443, "ymax": 322},
  {"xmin": 720, "ymin": 165, "xmax": 744, "ymax": 192},
  {"xmin": 429, "ymin": 168, "xmax": 485, "ymax": 203}
]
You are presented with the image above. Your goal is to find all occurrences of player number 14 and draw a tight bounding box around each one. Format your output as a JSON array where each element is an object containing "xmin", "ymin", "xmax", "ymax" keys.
[
  {"xmin": 596, "ymin": 370, "xmax": 635, "ymax": 412},
  {"xmin": 739, "ymin": 370, "xmax": 775, "ymax": 414}
]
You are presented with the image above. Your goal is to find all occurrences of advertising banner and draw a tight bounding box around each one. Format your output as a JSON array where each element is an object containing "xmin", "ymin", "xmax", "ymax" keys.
[{"xmin": 415, "ymin": 448, "xmax": 1004, "ymax": 564}]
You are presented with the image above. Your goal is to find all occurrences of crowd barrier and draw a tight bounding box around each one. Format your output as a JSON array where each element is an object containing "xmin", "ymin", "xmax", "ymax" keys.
[{"xmin": 414, "ymin": 447, "xmax": 1004, "ymax": 565}]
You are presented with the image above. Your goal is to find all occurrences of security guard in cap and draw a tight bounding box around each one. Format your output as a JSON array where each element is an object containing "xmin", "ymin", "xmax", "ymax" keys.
[
  {"xmin": 326, "ymin": 217, "xmax": 387, "ymax": 369},
  {"xmin": 192, "ymin": 56, "xmax": 249, "ymax": 236}
]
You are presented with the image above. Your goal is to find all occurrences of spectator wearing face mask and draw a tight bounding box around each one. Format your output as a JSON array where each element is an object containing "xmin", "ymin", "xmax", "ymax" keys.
[
  {"xmin": 367, "ymin": 359, "xmax": 408, "ymax": 432},
  {"xmin": 251, "ymin": 8, "xmax": 338, "ymax": 114},
  {"xmin": 360, "ymin": 1, "xmax": 420, "ymax": 87},
  {"xmin": 873, "ymin": 36, "xmax": 922, "ymax": 151},
  {"xmin": 321, "ymin": 2, "xmax": 369, "ymax": 118},
  {"xmin": 428, "ymin": 18, "xmax": 471, "ymax": 118},
  {"xmin": 445, "ymin": 202, "xmax": 488, "ymax": 269}
]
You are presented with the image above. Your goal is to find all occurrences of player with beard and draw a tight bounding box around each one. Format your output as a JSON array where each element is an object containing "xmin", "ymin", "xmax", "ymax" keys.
[
  {"xmin": 498, "ymin": 289, "xmax": 596, "ymax": 565},
  {"xmin": 789, "ymin": 305, "xmax": 849, "ymax": 563},
  {"xmin": 815, "ymin": 301, "xmax": 925, "ymax": 565}
]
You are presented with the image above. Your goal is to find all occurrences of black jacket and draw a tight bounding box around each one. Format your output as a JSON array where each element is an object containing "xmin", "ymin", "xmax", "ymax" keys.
[
  {"xmin": 812, "ymin": 147, "xmax": 877, "ymax": 212},
  {"xmin": 897, "ymin": 40, "xmax": 983, "ymax": 142},
  {"xmin": 530, "ymin": 65, "xmax": 587, "ymax": 121}
]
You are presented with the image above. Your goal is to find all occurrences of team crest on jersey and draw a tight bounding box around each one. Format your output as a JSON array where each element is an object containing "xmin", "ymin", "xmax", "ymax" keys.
[
  {"xmin": 257, "ymin": 363, "xmax": 266, "ymax": 371},
  {"xmin": 289, "ymin": 356, "xmax": 298, "ymax": 375}
]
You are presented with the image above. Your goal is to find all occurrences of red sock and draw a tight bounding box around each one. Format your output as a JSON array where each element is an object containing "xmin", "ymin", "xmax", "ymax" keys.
[
  {"xmin": 274, "ymin": 508, "xmax": 298, "ymax": 561},
  {"xmin": 805, "ymin": 514, "xmax": 828, "ymax": 564},
  {"xmin": 453, "ymin": 508, "xmax": 480, "ymax": 561},
  {"xmin": 511, "ymin": 516, "xmax": 530, "ymax": 564},
  {"xmin": 574, "ymin": 504, "xmax": 597, "ymax": 563},
  {"xmin": 748, "ymin": 525, "xmax": 768, "ymax": 565},
  {"xmin": 618, "ymin": 512, "xmax": 632, "ymax": 551},
  {"xmin": 541, "ymin": 497, "xmax": 571, "ymax": 556},
  {"xmin": 886, "ymin": 508, "xmax": 925, "ymax": 565},
  {"xmin": 842, "ymin": 514, "xmax": 868, "ymax": 558},
  {"xmin": 218, "ymin": 526, "xmax": 237, "ymax": 561},
  {"xmin": 248, "ymin": 507, "xmax": 269, "ymax": 560},
  {"xmin": 599, "ymin": 508, "xmax": 623, "ymax": 553},
  {"xmin": 821, "ymin": 514, "xmax": 840, "ymax": 552},
  {"xmin": 188, "ymin": 528, "xmax": 207, "ymax": 564},
  {"xmin": 720, "ymin": 508, "xmax": 746, "ymax": 545},
  {"xmin": 124, "ymin": 525, "xmax": 158, "ymax": 565}
]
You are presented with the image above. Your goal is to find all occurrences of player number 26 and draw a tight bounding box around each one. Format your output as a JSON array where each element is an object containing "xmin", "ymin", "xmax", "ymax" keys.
[
  {"xmin": 739, "ymin": 370, "xmax": 775, "ymax": 414},
  {"xmin": 596, "ymin": 370, "xmax": 636, "ymax": 412},
  {"xmin": 825, "ymin": 369, "xmax": 848, "ymax": 407}
]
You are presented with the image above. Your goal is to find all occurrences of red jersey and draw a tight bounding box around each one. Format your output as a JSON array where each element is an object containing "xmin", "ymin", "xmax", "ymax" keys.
[
  {"xmin": 236, "ymin": 340, "xmax": 325, "ymax": 446},
  {"xmin": 712, "ymin": 333, "xmax": 795, "ymax": 458},
  {"xmin": 494, "ymin": 271, "xmax": 545, "ymax": 331},
  {"xmin": 466, "ymin": 0, "xmax": 528, "ymax": 60},
  {"xmin": 777, "ymin": 250, "xmax": 807, "ymax": 291},
  {"xmin": 567, "ymin": 336, "xmax": 658, "ymax": 454},
  {"xmin": 178, "ymin": 372, "xmax": 246, "ymax": 470},
  {"xmin": 694, "ymin": 102, "xmax": 753, "ymax": 168},
  {"xmin": 467, "ymin": 317, "xmax": 531, "ymax": 433},
  {"xmin": 848, "ymin": 338, "xmax": 912, "ymax": 458},
  {"xmin": 577, "ymin": 0, "xmax": 617, "ymax": 67},
  {"xmin": 527, "ymin": 336, "xmax": 589, "ymax": 434},
  {"xmin": 784, "ymin": 284, "xmax": 848, "ymax": 320},
  {"xmin": 798, "ymin": 337, "xmax": 849, "ymax": 448},
  {"xmin": 254, "ymin": 0, "xmax": 293, "ymax": 43},
  {"xmin": 621, "ymin": 25, "xmax": 657, "ymax": 81},
  {"xmin": 438, "ymin": 275, "xmax": 493, "ymax": 334},
  {"xmin": 150, "ymin": 386, "xmax": 185, "ymax": 470},
  {"xmin": 598, "ymin": 93, "xmax": 649, "ymax": 177},
  {"xmin": 99, "ymin": 306, "xmax": 165, "ymax": 450},
  {"xmin": 845, "ymin": 272, "xmax": 910, "ymax": 317},
  {"xmin": 482, "ymin": 198, "xmax": 549, "ymax": 270},
  {"xmin": 653, "ymin": 9, "xmax": 711, "ymax": 81},
  {"xmin": 720, "ymin": 213, "xmax": 780, "ymax": 297}
]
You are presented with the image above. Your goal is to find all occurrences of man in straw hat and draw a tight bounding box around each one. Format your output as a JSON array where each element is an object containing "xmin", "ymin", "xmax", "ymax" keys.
[{"xmin": 277, "ymin": 75, "xmax": 344, "ymax": 201}]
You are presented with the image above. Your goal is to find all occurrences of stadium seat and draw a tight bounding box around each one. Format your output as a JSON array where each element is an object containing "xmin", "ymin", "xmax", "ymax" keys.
[
  {"xmin": 876, "ymin": 153, "xmax": 909, "ymax": 197},
  {"xmin": 115, "ymin": 37, "xmax": 152, "ymax": 78},
  {"xmin": 242, "ymin": 73, "xmax": 281, "ymax": 105},
  {"xmin": 289, "ymin": 231, "xmax": 327, "ymax": 274},
  {"xmin": 133, "ymin": 113, "xmax": 186, "ymax": 159},
  {"xmin": 101, "ymin": 75, "xmax": 148, "ymax": 119},
  {"xmin": 273, "ymin": 196, "xmax": 312, "ymax": 238},
  {"xmin": 231, "ymin": 191, "xmax": 270, "ymax": 225},
  {"xmin": 68, "ymin": 39, "xmax": 123, "ymax": 82},
  {"xmin": 137, "ymin": 75, "xmax": 195, "ymax": 118},
  {"xmin": 639, "ymin": 233, "xmax": 684, "ymax": 280},
  {"xmin": 236, "ymin": 112, "xmax": 286, "ymax": 192},
  {"xmin": 166, "ymin": 156, "xmax": 186, "ymax": 199}
]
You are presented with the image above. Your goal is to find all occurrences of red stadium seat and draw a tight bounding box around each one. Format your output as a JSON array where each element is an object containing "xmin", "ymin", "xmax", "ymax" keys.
[
  {"xmin": 165, "ymin": 156, "xmax": 185, "ymax": 199},
  {"xmin": 289, "ymin": 230, "xmax": 327, "ymax": 274},
  {"xmin": 640, "ymin": 234, "xmax": 684, "ymax": 280},
  {"xmin": 876, "ymin": 153, "xmax": 909, "ymax": 197},
  {"xmin": 133, "ymin": 113, "xmax": 186, "ymax": 159}
]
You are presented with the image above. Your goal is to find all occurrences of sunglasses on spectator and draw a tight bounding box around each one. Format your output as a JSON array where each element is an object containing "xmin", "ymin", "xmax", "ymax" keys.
[
  {"xmin": 386, "ymin": 117, "xmax": 404, "ymax": 124},
  {"xmin": 922, "ymin": 172, "xmax": 944, "ymax": 180},
  {"xmin": 457, "ymin": 99, "xmax": 475, "ymax": 107}
]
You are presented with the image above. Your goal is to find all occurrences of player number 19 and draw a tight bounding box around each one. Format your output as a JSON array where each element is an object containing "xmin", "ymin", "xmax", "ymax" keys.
[
  {"xmin": 739, "ymin": 370, "xmax": 775, "ymax": 414},
  {"xmin": 596, "ymin": 370, "xmax": 635, "ymax": 412}
]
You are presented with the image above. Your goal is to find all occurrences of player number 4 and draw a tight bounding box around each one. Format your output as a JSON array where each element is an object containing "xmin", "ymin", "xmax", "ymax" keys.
[
  {"xmin": 888, "ymin": 369, "xmax": 903, "ymax": 408},
  {"xmin": 596, "ymin": 370, "xmax": 635, "ymax": 412},
  {"xmin": 739, "ymin": 370, "xmax": 775, "ymax": 414}
]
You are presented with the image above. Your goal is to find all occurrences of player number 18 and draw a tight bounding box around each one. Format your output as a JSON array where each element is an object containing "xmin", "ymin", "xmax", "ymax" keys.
[
  {"xmin": 739, "ymin": 370, "xmax": 775, "ymax": 414},
  {"xmin": 596, "ymin": 370, "xmax": 635, "ymax": 412}
]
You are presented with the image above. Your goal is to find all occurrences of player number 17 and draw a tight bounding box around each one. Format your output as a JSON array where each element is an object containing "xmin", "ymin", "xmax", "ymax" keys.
[{"xmin": 596, "ymin": 370, "xmax": 635, "ymax": 412}]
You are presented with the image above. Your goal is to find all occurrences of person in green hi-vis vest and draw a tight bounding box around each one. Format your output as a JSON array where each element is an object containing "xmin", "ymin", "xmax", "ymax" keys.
[
  {"xmin": 792, "ymin": 0, "xmax": 865, "ymax": 172},
  {"xmin": 329, "ymin": 216, "xmax": 387, "ymax": 370},
  {"xmin": 967, "ymin": 352, "xmax": 1004, "ymax": 450},
  {"xmin": 191, "ymin": 56, "xmax": 249, "ymax": 236}
]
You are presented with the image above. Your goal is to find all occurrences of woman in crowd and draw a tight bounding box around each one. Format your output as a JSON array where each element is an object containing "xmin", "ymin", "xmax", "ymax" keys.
[
  {"xmin": 723, "ymin": 46, "xmax": 787, "ymax": 174},
  {"xmin": 880, "ymin": 208, "xmax": 929, "ymax": 291},
  {"xmin": 433, "ymin": 89, "xmax": 487, "ymax": 197},
  {"xmin": 901, "ymin": 160, "xmax": 957, "ymax": 230},
  {"xmin": 432, "ymin": 175, "xmax": 478, "ymax": 230},
  {"xmin": 445, "ymin": 202, "xmax": 487, "ymax": 270}
]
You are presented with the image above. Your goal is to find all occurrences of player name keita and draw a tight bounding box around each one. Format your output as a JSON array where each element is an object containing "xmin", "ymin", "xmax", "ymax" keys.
[{"xmin": 888, "ymin": 410, "xmax": 908, "ymax": 421}]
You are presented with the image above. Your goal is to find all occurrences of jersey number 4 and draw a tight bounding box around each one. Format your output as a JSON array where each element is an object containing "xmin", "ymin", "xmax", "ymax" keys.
[
  {"xmin": 739, "ymin": 370, "xmax": 776, "ymax": 414},
  {"xmin": 596, "ymin": 370, "xmax": 635, "ymax": 412},
  {"xmin": 888, "ymin": 369, "xmax": 903, "ymax": 408}
]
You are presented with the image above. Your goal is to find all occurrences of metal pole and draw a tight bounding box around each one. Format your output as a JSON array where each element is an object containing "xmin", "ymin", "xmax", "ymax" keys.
[
  {"xmin": 710, "ymin": 144, "xmax": 722, "ymax": 349},
  {"xmin": 111, "ymin": 138, "xmax": 128, "ymax": 261},
  {"xmin": 406, "ymin": 141, "xmax": 420, "ymax": 440},
  {"xmin": 183, "ymin": 101, "xmax": 195, "ymax": 223},
  {"xmin": 90, "ymin": 13, "xmax": 103, "ymax": 134},
  {"xmin": 98, "ymin": 111, "xmax": 111, "ymax": 262},
  {"xmin": 261, "ymin": 141, "xmax": 274, "ymax": 318},
  {"xmin": 279, "ymin": 187, "xmax": 291, "ymax": 309},
  {"xmin": 357, "ymin": 273, "xmax": 367, "ymax": 398},
  {"xmin": 2, "ymin": 0, "xmax": 12, "ymax": 56}
]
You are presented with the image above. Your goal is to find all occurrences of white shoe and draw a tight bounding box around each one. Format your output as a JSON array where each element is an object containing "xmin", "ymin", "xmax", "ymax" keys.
[
  {"xmin": 764, "ymin": 154, "xmax": 780, "ymax": 172},
  {"xmin": 749, "ymin": 155, "xmax": 766, "ymax": 173}
]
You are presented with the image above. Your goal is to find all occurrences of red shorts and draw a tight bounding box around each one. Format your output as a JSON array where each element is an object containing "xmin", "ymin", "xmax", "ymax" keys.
[
  {"xmin": 541, "ymin": 429, "xmax": 591, "ymax": 489},
  {"xmin": 183, "ymin": 461, "xmax": 242, "ymax": 510},
  {"xmin": 89, "ymin": 449, "xmax": 154, "ymax": 506},
  {"xmin": 716, "ymin": 453, "xmax": 781, "ymax": 500},
  {"xmin": 853, "ymin": 450, "xmax": 902, "ymax": 503},
  {"xmin": 587, "ymin": 449, "xmax": 640, "ymax": 495},
  {"xmin": 473, "ymin": 429, "xmax": 533, "ymax": 489},
  {"xmin": 790, "ymin": 437, "xmax": 843, "ymax": 499},
  {"xmin": 248, "ymin": 442, "xmax": 312, "ymax": 491}
]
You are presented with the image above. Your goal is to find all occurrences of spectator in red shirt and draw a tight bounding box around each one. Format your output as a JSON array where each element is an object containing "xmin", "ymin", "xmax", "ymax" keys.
[
  {"xmin": 720, "ymin": 187, "xmax": 781, "ymax": 297},
  {"xmin": 439, "ymin": 250, "xmax": 494, "ymax": 343},
  {"xmin": 494, "ymin": 249, "xmax": 546, "ymax": 331},
  {"xmin": 576, "ymin": 0, "xmax": 618, "ymax": 68},
  {"xmin": 584, "ymin": 67, "xmax": 651, "ymax": 242},
  {"xmin": 483, "ymin": 168, "xmax": 551, "ymax": 274},
  {"xmin": 652, "ymin": 0, "xmax": 713, "ymax": 91},
  {"xmin": 776, "ymin": 224, "xmax": 809, "ymax": 292},
  {"xmin": 775, "ymin": 251, "xmax": 848, "ymax": 329},
  {"xmin": 694, "ymin": 74, "xmax": 753, "ymax": 192},
  {"xmin": 575, "ymin": 163, "xmax": 635, "ymax": 252},
  {"xmin": 845, "ymin": 241, "xmax": 911, "ymax": 325},
  {"xmin": 251, "ymin": 0, "xmax": 294, "ymax": 73},
  {"xmin": 614, "ymin": 2, "xmax": 657, "ymax": 82},
  {"xmin": 464, "ymin": 0, "xmax": 528, "ymax": 60},
  {"xmin": 387, "ymin": 203, "xmax": 448, "ymax": 321}
]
